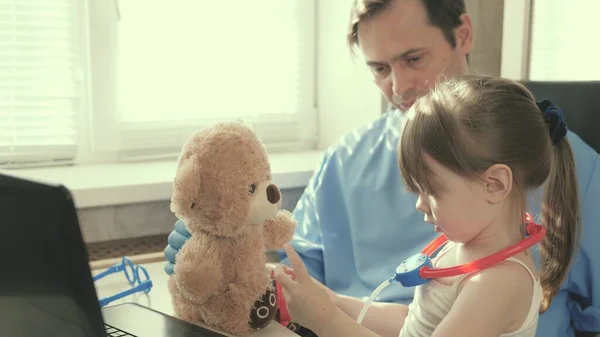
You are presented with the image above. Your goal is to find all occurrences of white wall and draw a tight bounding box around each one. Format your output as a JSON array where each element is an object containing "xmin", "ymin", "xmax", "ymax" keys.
[
  {"xmin": 500, "ymin": 0, "xmax": 531, "ymax": 80},
  {"xmin": 316, "ymin": 0, "xmax": 384, "ymax": 149},
  {"xmin": 464, "ymin": 0, "xmax": 505, "ymax": 77}
]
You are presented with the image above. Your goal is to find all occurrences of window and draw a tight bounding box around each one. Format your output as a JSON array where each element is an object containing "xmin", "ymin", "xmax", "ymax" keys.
[
  {"xmin": 92, "ymin": 0, "xmax": 318, "ymax": 162},
  {"xmin": 0, "ymin": 0, "xmax": 86, "ymax": 169},
  {"xmin": 1, "ymin": 0, "xmax": 317, "ymax": 169},
  {"xmin": 528, "ymin": 0, "xmax": 600, "ymax": 80}
]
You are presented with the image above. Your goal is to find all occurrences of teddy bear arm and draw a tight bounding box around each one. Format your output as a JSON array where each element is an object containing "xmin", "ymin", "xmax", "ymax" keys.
[
  {"xmin": 262, "ymin": 209, "xmax": 297, "ymax": 250},
  {"xmin": 174, "ymin": 252, "xmax": 223, "ymax": 303}
]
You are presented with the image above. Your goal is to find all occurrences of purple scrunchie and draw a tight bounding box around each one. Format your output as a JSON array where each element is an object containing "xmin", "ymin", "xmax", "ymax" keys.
[{"xmin": 536, "ymin": 99, "xmax": 568, "ymax": 145}]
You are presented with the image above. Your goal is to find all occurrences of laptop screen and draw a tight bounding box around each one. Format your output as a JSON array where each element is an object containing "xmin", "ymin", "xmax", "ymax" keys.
[{"xmin": 0, "ymin": 174, "xmax": 106, "ymax": 337}]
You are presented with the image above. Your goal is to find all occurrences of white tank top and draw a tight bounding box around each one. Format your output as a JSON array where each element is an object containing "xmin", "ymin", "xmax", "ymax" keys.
[{"xmin": 398, "ymin": 243, "xmax": 543, "ymax": 337}]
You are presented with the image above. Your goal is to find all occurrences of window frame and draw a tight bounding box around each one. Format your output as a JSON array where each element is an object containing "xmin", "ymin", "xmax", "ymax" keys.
[
  {"xmin": 79, "ymin": 0, "xmax": 319, "ymax": 165},
  {"xmin": 0, "ymin": 0, "xmax": 92, "ymax": 169}
]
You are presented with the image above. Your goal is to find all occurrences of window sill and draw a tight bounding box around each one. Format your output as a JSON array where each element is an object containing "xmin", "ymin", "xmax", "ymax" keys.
[{"xmin": 2, "ymin": 150, "xmax": 322, "ymax": 209}]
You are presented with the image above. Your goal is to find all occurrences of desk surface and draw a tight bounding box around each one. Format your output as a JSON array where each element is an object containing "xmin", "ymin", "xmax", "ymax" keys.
[{"xmin": 93, "ymin": 261, "xmax": 297, "ymax": 337}]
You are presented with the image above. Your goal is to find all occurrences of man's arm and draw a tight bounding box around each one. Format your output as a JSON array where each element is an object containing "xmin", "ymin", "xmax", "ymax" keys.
[{"xmin": 567, "ymin": 154, "xmax": 600, "ymax": 334}]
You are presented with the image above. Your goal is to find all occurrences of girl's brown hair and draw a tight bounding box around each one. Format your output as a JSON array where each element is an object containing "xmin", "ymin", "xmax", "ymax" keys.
[{"xmin": 398, "ymin": 74, "xmax": 580, "ymax": 313}]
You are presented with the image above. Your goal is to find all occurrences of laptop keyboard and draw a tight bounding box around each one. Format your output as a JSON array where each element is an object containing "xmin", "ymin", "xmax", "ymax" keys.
[{"xmin": 105, "ymin": 324, "xmax": 137, "ymax": 337}]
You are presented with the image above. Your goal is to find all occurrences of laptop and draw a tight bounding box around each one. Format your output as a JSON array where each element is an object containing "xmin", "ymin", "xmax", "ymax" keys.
[{"xmin": 0, "ymin": 173, "xmax": 228, "ymax": 337}]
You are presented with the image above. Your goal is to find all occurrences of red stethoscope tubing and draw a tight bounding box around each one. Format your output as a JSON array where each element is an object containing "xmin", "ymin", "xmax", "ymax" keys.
[{"xmin": 418, "ymin": 214, "xmax": 546, "ymax": 280}]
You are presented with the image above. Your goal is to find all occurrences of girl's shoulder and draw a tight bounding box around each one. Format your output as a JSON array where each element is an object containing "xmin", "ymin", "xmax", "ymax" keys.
[
  {"xmin": 454, "ymin": 254, "xmax": 542, "ymax": 333},
  {"xmin": 456, "ymin": 251, "xmax": 539, "ymax": 295}
]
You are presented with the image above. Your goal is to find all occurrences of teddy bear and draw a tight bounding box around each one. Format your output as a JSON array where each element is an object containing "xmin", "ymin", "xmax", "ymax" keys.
[{"xmin": 167, "ymin": 121, "xmax": 297, "ymax": 336}]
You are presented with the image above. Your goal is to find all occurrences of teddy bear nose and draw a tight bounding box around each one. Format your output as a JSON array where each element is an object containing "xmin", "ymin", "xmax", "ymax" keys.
[{"xmin": 266, "ymin": 184, "xmax": 280, "ymax": 204}]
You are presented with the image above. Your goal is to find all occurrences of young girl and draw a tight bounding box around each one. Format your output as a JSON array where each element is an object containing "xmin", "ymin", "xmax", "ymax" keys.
[{"xmin": 274, "ymin": 74, "xmax": 580, "ymax": 337}]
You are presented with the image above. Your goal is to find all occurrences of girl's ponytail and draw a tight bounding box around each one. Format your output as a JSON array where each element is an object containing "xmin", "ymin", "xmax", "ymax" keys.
[{"xmin": 538, "ymin": 100, "xmax": 581, "ymax": 313}]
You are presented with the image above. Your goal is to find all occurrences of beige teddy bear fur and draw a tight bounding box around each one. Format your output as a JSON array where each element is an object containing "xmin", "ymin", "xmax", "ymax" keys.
[{"xmin": 167, "ymin": 122, "xmax": 297, "ymax": 336}]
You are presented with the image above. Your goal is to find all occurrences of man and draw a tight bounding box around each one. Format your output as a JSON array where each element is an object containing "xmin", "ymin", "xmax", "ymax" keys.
[{"xmin": 164, "ymin": 1, "xmax": 600, "ymax": 336}]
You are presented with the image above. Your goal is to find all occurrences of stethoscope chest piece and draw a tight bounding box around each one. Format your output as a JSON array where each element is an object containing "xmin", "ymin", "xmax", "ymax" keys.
[{"xmin": 394, "ymin": 253, "xmax": 433, "ymax": 287}]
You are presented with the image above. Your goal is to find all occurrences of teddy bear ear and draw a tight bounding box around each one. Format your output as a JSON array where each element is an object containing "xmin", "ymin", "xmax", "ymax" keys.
[{"xmin": 171, "ymin": 154, "xmax": 201, "ymax": 214}]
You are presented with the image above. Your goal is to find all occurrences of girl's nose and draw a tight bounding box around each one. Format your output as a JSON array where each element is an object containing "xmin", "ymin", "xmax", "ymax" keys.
[{"xmin": 415, "ymin": 194, "xmax": 430, "ymax": 213}]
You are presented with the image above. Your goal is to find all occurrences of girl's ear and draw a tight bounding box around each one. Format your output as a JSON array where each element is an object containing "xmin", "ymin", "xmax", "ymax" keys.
[{"xmin": 481, "ymin": 164, "xmax": 513, "ymax": 204}]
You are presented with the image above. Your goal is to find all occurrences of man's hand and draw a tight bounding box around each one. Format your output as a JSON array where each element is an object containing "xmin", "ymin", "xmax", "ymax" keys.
[{"xmin": 163, "ymin": 220, "xmax": 191, "ymax": 275}]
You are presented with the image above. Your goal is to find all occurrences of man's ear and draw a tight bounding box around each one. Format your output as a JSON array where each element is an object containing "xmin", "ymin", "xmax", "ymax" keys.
[
  {"xmin": 455, "ymin": 13, "xmax": 474, "ymax": 55},
  {"xmin": 481, "ymin": 164, "xmax": 512, "ymax": 204}
]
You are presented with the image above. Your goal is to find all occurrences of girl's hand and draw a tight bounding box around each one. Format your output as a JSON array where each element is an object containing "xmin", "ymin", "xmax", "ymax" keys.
[
  {"xmin": 278, "ymin": 265, "xmax": 340, "ymax": 305},
  {"xmin": 274, "ymin": 244, "xmax": 338, "ymax": 330}
]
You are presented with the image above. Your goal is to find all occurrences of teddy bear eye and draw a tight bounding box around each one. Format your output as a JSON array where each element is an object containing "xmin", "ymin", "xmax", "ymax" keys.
[{"xmin": 249, "ymin": 184, "xmax": 256, "ymax": 194}]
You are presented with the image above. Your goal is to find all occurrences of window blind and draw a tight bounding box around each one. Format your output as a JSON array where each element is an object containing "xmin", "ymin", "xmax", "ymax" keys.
[
  {"xmin": 529, "ymin": 0, "xmax": 600, "ymax": 80},
  {"xmin": 0, "ymin": 0, "xmax": 84, "ymax": 169},
  {"xmin": 114, "ymin": 0, "xmax": 317, "ymax": 161}
]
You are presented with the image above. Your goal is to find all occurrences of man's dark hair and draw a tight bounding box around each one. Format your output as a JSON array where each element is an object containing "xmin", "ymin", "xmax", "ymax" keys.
[{"xmin": 347, "ymin": 0, "xmax": 467, "ymax": 50}]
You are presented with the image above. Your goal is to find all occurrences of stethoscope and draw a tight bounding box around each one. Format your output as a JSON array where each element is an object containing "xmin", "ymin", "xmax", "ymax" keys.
[
  {"xmin": 356, "ymin": 213, "xmax": 546, "ymax": 324},
  {"xmin": 393, "ymin": 213, "xmax": 546, "ymax": 286}
]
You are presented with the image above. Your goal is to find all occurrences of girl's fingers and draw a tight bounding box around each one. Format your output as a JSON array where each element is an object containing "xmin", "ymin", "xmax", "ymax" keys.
[
  {"xmin": 283, "ymin": 266, "xmax": 297, "ymax": 280},
  {"xmin": 274, "ymin": 269, "xmax": 297, "ymax": 291},
  {"xmin": 283, "ymin": 244, "xmax": 309, "ymax": 283},
  {"xmin": 281, "ymin": 286, "xmax": 292, "ymax": 305}
]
